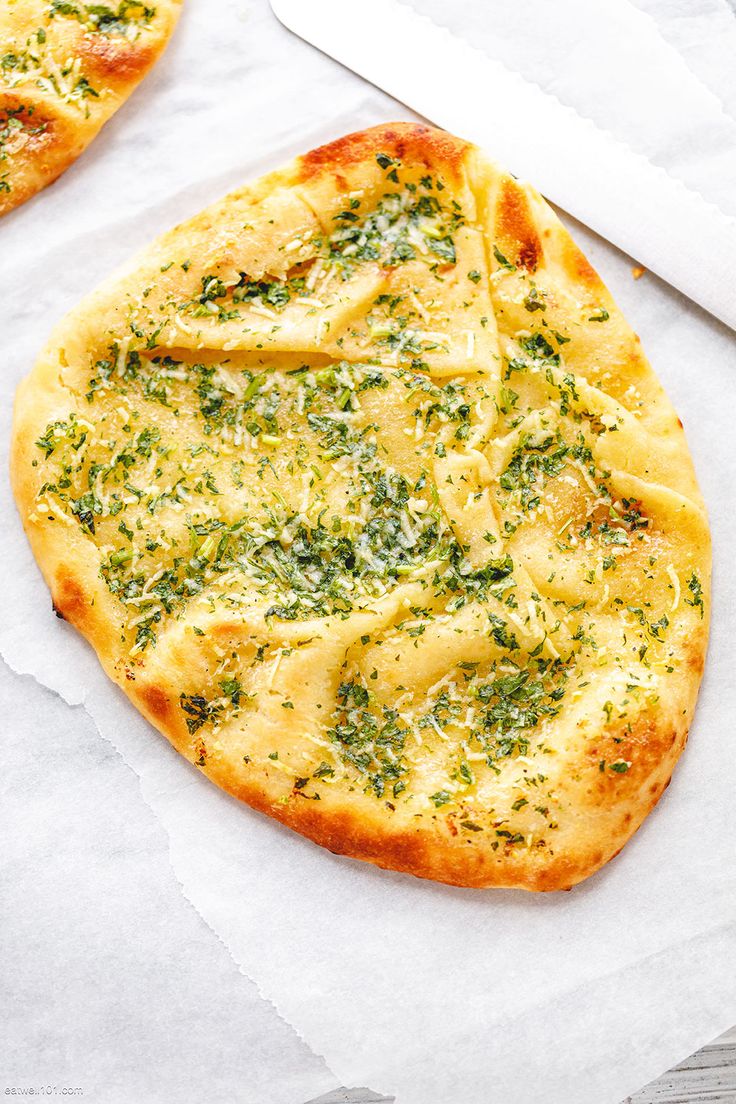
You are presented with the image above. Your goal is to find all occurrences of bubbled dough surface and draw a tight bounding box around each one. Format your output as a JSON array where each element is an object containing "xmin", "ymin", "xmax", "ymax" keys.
[{"xmin": 11, "ymin": 124, "xmax": 710, "ymax": 890}]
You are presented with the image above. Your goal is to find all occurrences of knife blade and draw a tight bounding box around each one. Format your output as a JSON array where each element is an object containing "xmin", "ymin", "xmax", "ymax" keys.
[{"xmin": 270, "ymin": 0, "xmax": 736, "ymax": 332}]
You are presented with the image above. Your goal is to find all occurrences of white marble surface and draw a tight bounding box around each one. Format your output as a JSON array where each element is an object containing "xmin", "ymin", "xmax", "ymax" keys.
[{"xmin": 310, "ymin": 1028, "xmax": 736, "ymax": 1103}]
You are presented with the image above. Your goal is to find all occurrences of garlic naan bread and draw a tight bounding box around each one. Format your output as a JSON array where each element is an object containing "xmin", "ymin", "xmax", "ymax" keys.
[
  {"xmin": 0, "ymin": 0, "xmax": 181, "ymax": 215},
  {"xmin": 12, "ymin": 124, "xmax": 710, "ymax": 890}
]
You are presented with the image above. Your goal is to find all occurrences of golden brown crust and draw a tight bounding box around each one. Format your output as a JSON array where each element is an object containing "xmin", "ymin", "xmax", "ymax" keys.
[
  {"xmin": 0, "ymin": 0, "xmax": 182, "ymax": 216},
  {"xmin": 494, "ymin": 177, "xmax": 543, "ymax": 272},
  {"xmin": 11, "ymin": 123, "xmax": 711, "ymax": 890},
  {"xmin": 299, "ymin": 122, "xmax": 470, "ymax": 183}
]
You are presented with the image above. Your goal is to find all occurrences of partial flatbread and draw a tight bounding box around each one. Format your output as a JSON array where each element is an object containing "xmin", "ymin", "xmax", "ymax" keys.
[{"xmin": 0, "ymin": 0, "xmax": 182, "ymax": 215}]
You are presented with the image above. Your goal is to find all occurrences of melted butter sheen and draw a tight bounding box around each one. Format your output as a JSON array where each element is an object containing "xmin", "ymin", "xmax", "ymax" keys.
[{"xmin": 18, "ymin": 131, "xmax": 709, "ymax": 886}]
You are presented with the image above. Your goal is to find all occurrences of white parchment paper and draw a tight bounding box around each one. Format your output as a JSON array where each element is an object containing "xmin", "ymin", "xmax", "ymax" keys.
[
  {"xmin": 2, "ymin": 2, "xmax": 735, "ymax": 1102},
  {"xmin": 0, "ymin": 663, "xmax": 334, "ymax": 1104}
]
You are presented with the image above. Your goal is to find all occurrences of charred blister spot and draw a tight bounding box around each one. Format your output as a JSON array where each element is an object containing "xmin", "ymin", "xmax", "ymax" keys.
[
  {"xmin": 495, "ymin": 179, "xmax": 542, "ymax": 271},
  {"xmin": 0, "ymin": 98, "xmax": 57, "ymax": 153},
  {"xmin": 560, "ymin": 236, "xmax": 608, "ymax": 300},
  {"xmin": 78, "ymin": 32, "xmax": 156, "ymax": 83},
  {"xmin": 687, "ymin": 645, "xmax": 706, "ymax": 676},
  {"xmin": 298, "ymin": 122, "xmax": 469, "ymax": 183},
  {"xmin": 139, "ymin": 683, "xmax": 171, "ymax": 723},
  {"xmin": 52, "ymin": 571, "xmax": 88, "ymax": 627},
  {"xmin": 517, "ymin": 239, "xmax": 540, "ymax": 271},
  {"xmin": 0, "ymin": 97, "xmax": 74, "ymax": 213}
]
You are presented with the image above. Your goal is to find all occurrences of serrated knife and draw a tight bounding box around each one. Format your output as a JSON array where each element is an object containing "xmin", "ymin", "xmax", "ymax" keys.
[{"xmin": 270, "ymin": 0, "xmax": 736, "ymax": 333}]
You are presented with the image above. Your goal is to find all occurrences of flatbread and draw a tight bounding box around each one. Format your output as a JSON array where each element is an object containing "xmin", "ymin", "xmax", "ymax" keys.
[
  {"xmin": 11, "ymin": 123, "xmax": 711, "ymax": 890},
  {"xmin": 0, "ymin": 0, "xmax": 182, "ymax": 215}
]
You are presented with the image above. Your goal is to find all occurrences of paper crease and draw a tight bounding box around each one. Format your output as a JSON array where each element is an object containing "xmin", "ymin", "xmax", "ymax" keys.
[{"xmin": 0, "ymin": 646, "xmax": 341, "ymax": 1093}]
